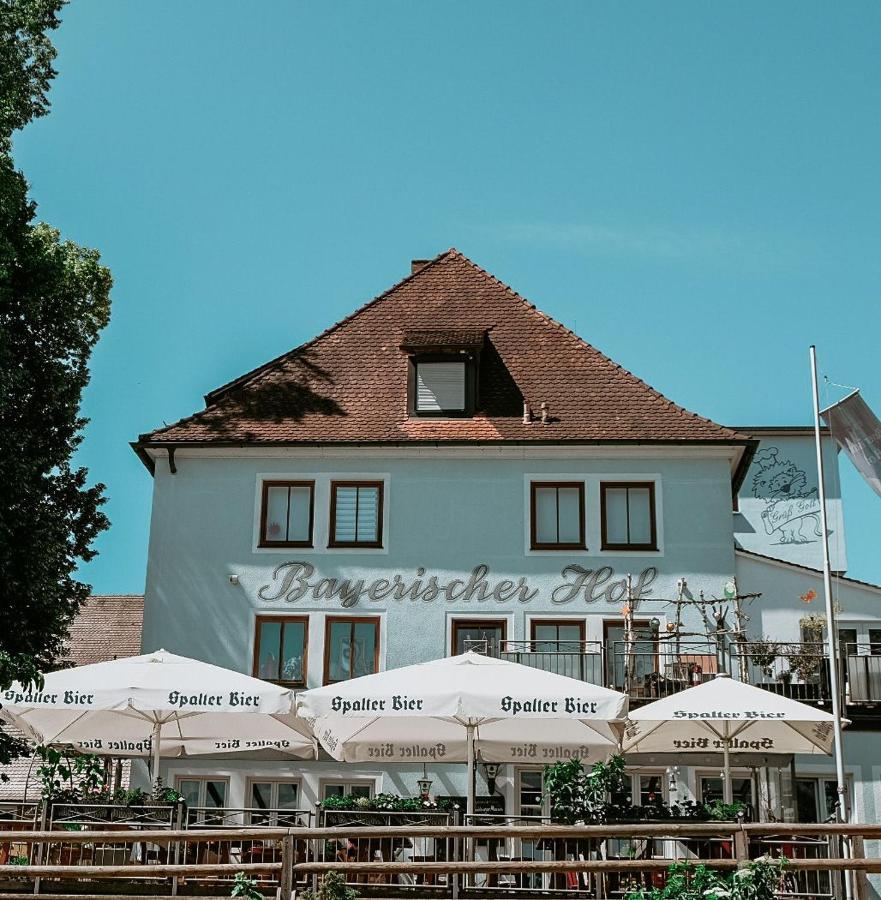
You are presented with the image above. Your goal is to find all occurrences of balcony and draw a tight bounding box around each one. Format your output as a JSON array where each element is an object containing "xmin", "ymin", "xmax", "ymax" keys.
[{"xmin": 481, "ymin": 638, "xmax": 881, "ymax": 712}]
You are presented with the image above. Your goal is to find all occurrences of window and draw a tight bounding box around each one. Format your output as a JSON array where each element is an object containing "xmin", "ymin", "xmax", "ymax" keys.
[
  {"xmin": 530, "ymin": 620, "xmax": 588, "ymax": 679},
  {"xmin": 516, "ymin": 768, "xmax": 545, "ymax": 817},
  {"xmin": 699, "ymin": 775, "xmax": 753, "ymax": 813},
  {"xmin": 530, "ymin": 482, "xmax": 585, "ymax": 550},
  {"xmin": 605, "ymin": 621, "xmax": 657, "ymax": 692},
  {"xmin": 248, "ymin": 779, "xmax": 304, "ymax": 826},
  {"xmin": 254, "ymin": 616, "xmax": 308, "ymax": 687},
  {"xmin": 531, "ymin": 620, "xmax": 585, "ymax": 650},
  {"xmin": 176, "ymin": 776, "xmax": 228, "ymax": 825},
  {"xmin": 324, "ymin": 617, "xmax": 380, "ymax": 684},
  {"xmin": 869, "ymin": 629, "xmax": 881, "ymax": 655},
  {"xmin": 452, "ymin": 619, "xmax": 506, "ymax": 656},
  {"xmin": 610, "ymin": 772, "xmax": 667, "ymax": 810},
  {"xmin": 259, "ymin": 481, "xmax": 314, "ymax": 547},
  {"xmin": 601, "ymin": 482, "xmax": 657, "ymax": 550},
  {"xmin": 329, "ymin": 481, "xmax": 383, "ymax": 548},
  {"xmin": 414, "ymin": 361, "xmax": 467, "ymax": 414},
  {"xmin": 322, "ymin": 780, "xmax": 375, "ymax": 801}
]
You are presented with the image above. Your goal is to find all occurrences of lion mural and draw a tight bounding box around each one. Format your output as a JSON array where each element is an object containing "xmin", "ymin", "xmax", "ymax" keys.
[{"xmin": 751, "ymin": 447, "xmax": 822, "ymax": 544}]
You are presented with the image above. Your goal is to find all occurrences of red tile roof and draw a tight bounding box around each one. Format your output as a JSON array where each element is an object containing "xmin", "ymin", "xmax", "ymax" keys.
[
  {"xmin": 0, "ymin": 596, "xmax": 143, "ymax": 800},
  {"xmin": 62, "ymin": 595, "xmax": 144, "ymax": 666},
  {"xmin": 137, "ymin": 249, "xmax": 748, "ymax": 448}
]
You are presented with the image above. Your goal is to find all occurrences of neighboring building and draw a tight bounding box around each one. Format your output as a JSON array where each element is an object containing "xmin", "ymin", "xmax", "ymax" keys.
[
  {"xmin": 0, "ymin": 595, "xmax": 144, "ymax": 801},
  {"xmin": 132, "ymin": 250, "xmax": 881, "ymax": 851}
]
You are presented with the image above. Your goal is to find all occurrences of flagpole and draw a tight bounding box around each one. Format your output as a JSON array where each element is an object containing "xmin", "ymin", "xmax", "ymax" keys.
[{"xmin": 809, "ymin": 346, "xmax": 848, "ymax": 822}]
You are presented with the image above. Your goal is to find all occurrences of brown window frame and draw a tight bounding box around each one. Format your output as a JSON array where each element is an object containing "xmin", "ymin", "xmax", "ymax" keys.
[
  {"xmin": 323, "ymin": 616, "xmax": 381, "ymax": 685},
  {"xmin": 451, "ymin": 618, "xmax": 508, "ymax": 656},
  {"xmin": 253, "ymin": 615, "xmax": 309, "ymax": 688},
  {"xmin": 258, "ymin": 480, "xmax": 315, "ymax": 548},
  {"xmin": 328, "ymin": 480, "xmax": 385, "ymax": 549},
  {"xmin": 529, "ymin": 481, "xmax": 586, "ymax": 551},
  {"xmin": 529, "ymin": 618, "xmax": 586, "ymax": 647},
  {"xmin": 407, "ymin": 353, "xmax": 477, "ymax": 418},
  {"xmin": 600, "ymin": 481, "xmax": 658, "ymax": 551}
]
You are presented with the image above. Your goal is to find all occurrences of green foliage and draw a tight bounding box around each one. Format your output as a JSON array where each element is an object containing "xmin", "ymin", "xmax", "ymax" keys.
[
  {"xmin": 544, "ymin": 755, "xmax": 627, "ymax": 824},
  {"xmin": 703, "ymin": 799, "xmax": 747, "ymax": 822},
  {"xmin": 319, "ymin": 792, "xmax": 450, "ymax": 812},
  {"xmin": 35, "ymin": 745, "xmax": 103, "ymax": 802},
  {"xmin": 0, "ymin": 0, "xmax": 64, "ymax": 150},
  {"xmin": 544, "ymin": 756, "xmax": 747, "ymax": 824},
  {"xmin": 625, "ymin": 857, "xmax": 786, "ymax": 900},
  {"xmin": 298, "ymin": 871, "xmax": 359, "ymax": 900},
  {"xmin": 10, "ymin": 854, "xmax": 29, "ymax": 865},
  {"xmin": 0, "ymin": 0, "xmax": 112, "ymax": 771},
  {"xmin": 230, "ymin": 872, "xmax": 265, "ymax": 900}
]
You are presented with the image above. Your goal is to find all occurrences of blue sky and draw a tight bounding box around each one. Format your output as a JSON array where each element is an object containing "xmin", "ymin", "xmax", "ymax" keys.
[{"xmin": 13, "ymin": 1, "xmax": 881, "ymax": 593}]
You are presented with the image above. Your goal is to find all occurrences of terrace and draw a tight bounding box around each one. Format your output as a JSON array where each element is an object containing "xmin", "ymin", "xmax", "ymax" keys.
[{"xmin": 484, "ymin": 638, "xmax": 881, "ymax": 711}]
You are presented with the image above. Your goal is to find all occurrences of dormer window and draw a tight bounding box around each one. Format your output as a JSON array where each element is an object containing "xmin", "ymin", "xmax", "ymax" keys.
[
  {"xmin": 415, "ymin": 361, "xmax": 466, "ymax": 413},
  {"xmin": 401, "ymin": 328, "xmax": 485, "ymax": 418}
]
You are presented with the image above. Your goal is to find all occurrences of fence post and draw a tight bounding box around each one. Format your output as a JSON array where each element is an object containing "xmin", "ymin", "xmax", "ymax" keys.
[
  {"xmin": 171, "ymin": 800, "xmax": 184, "ymax": 896},
  {"xmin": 451, "ymin": 806, "xmax": 460, "ymax": 900},
  {"xmin": 32, "ymin": 801, "xmax": 48, "ymax": 895},
  {"xmin": 733, "ymin": 824, "xmax": 748, "ymax": 869},
  {"xmin": 851, "ymin": 834, "xmax": 866, "ymax": 900},
  {"xmin": 311, "ymin": 803, "xmax": 320, "ymax": 895},
  {"xmin": 279, "ymin": 832, "xmax": 294, "ymax": 900}
]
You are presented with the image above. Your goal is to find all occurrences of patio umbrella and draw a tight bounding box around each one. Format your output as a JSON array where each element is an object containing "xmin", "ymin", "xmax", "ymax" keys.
[
  {"xmin": 297, "ymin": 651, "xmax": 628, "ymax": 815},
  {"xmin": 0, "ymin": 650, "xmax": 315, "ymax": 783},
  {"xmin": 621, "ymin": 673, "xmax": 840, "ymax": 803}
]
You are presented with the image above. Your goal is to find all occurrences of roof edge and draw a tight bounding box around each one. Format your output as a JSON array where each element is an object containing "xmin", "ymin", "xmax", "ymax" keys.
[{"xmin": 735, "ymin": 548, "xmax": 881, "ymax": 594}]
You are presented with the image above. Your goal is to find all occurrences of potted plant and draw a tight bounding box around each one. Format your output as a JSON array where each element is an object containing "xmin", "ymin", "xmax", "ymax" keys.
[{"xmin": 749, "ymin": 638, "xmax": 781, "ymax": 679}]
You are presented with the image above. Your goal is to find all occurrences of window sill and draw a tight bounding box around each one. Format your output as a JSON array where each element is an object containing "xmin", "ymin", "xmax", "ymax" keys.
[
  {"xmin": 258, "ymin": 541, "xmax": 314, "ymax": 550},
  {"xmin": 530, "ymin": 544, "xmax": 588, "ymax": 552}
]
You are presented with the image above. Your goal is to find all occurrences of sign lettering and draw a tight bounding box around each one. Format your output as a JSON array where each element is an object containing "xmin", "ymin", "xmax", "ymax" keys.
[{"xmin": 258, "ymin": 563, "xmax": 658, "ymax": 609}]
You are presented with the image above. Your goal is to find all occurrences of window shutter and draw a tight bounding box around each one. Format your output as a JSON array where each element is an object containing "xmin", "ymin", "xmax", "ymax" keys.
[
  {"xmin": 355, "ymin": 486, "xmax": 379, "ymax": 542},
  {"xmin": 334, "ymin": 487, "xmax": 359, "ymax": 543},
  {"xmin": 416, "ymin": 362, "xmax": 466, "ymax": 411}
]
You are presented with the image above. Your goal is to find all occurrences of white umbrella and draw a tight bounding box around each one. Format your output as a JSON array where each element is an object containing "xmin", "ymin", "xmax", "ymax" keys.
[
  {"xmin": 297, "ymin": 651, "xmax": 627, "ymax": 814},
  {"xmin": 0, "ymin": 650, "xmax": 315, "ymax": 782},
  {"xmin": 622, "ymin": 673, "xmax": 840, "ymax": 803}
]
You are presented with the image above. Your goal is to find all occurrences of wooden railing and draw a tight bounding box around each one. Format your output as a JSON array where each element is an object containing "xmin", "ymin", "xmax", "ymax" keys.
[{"xmin": 0, "ymin": 821, "xmax": 879, "ymax": 898}]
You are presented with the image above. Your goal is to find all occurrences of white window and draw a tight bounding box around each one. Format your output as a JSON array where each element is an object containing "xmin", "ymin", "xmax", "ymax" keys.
[
  {"xmin": 321, "ymin": 780, "xmax": 375, "ymax": 801},
  {"xmin": 601, "ymin": 482, "xmax": 657, "ymax": 550},
  {"xmin": 415, "ymin": 361, "xmax": 466, "ymax": 412},
  {"xmin": 176, "ymin": 776, "xmax": 228, "ymax": 825},
  {"xmin": 531, "ymin": 482, "xmax": 585, "ymax": 549},
  {"xmin": 248, "ymin": 779, "xmax": 304, "ymax": 825},
  {"xmin": 260, "ymin": 481, "xmax": 314, "ymax": 547}
]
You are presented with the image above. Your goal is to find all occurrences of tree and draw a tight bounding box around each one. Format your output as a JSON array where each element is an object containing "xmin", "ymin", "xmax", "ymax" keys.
[{"xmin": 0, "ymin": 0, "xmax": 112, "ymax": 770}]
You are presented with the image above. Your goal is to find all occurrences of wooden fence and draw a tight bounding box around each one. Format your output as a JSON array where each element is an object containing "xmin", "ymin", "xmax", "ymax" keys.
[{"xmin": 0, "ymin": 822, "xmax": 879, "ymax": 899}]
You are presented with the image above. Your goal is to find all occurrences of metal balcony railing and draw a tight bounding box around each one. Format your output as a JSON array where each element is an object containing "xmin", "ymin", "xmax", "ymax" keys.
[{"xmin": 497, "ymin": 640, "xmax": 604, "ymax": 683}]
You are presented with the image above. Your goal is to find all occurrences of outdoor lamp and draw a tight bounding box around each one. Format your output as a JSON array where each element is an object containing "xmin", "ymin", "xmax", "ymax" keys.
[
  {"xmin": 482, "ymin": 761, "xmax": 501, "ymax": 794},
  {"xmin": 650, "ymin": 617, "xmax": 661, "ymax": 635},
  {"xmin": 417, "ymin": 764, "xmax": 433, "ymax": 799}
]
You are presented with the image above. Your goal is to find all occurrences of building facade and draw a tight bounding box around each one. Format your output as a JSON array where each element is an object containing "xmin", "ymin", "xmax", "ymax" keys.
[{"xmin": 133, "ymin": 251, "xmax": 881, "ymax": 858}]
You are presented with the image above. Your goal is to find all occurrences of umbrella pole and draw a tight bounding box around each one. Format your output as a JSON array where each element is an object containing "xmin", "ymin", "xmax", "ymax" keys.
[
  {"xmin": 150, "ymin": 721, "xmax": 162, "ymax": 789},
  {"xmin": 722, "ymin": 723, "xmax": 733, "ymax": 805},
  {"xmin": 466, "ymin": 724, "xmax": 476, "ymax": 818}
]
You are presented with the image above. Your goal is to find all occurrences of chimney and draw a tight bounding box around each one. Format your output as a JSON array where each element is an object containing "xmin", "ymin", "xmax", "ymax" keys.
[
  {"xmin": 411, "ymin": 259, "xmax": 431, "ymax": 275},
  {"xmin": 522, "ymin": 401, "xmax": 532, "ymax": 425},
  {"xmin": 540, "ymin": 402, "xmax": 549, "ymax": 425}
]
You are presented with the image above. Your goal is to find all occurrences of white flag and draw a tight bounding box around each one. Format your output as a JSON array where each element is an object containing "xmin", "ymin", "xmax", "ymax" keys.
[{"xmin": 821, "ymin": 390, "xmax": 881, "ymax": 499}]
